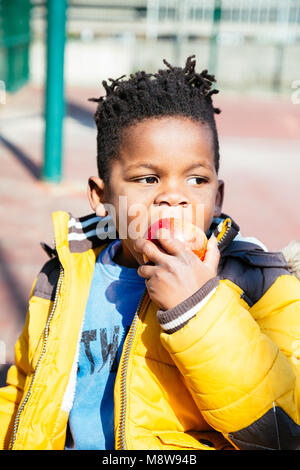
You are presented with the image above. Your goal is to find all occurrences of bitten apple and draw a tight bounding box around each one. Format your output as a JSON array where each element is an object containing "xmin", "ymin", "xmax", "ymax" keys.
[{"xmin": 143, "ymin": 217, "xmax": 208, "ymax": 263}]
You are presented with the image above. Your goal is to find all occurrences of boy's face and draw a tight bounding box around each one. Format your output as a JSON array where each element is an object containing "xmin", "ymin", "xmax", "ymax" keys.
[{"xmin": 88, "ymin": 116, "xmax": 224, "ymax": 268}]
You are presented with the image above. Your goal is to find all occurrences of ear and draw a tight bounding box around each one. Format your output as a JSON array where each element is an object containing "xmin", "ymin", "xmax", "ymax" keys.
[
  {"xmin": 214, "ymin": 179, "xmax": 224, "ymax": 217},
  {"xmin": 87, "ymin": 176, "xmax": 108, "ymax": 217}
]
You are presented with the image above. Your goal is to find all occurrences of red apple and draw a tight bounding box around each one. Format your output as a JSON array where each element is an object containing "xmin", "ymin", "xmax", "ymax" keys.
[{"xmin": 143, "ymin": 217, "xmax": 208, "ymax": 263}]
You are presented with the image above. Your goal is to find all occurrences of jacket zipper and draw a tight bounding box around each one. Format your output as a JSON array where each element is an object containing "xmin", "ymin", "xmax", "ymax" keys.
[
  {"xmin": 116, "ymin": 222, "xmax": 231, "ymax": 450},
  {"xmin": 217, "ymin": 219, "xmax": 232, "ymax": 246},
  {"xmin": 8, "ymin": 219, "xmax": 230, "ymax": 449},
  {"xmin": 9, "ymin": 263, "xmax": 64, "ymax": 450},
  {"xmin": 116, "ymin": 220, "xmax": 232, "ymax": 449},
  {"xmin": 117, "ymin": 288, "xmax": 148, "ymax": 450}
]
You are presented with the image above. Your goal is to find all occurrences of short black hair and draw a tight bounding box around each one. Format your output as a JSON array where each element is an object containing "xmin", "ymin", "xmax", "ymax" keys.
[{"xmin": 89, "ymin": 55, "xmax": 221, "ymax": 184}]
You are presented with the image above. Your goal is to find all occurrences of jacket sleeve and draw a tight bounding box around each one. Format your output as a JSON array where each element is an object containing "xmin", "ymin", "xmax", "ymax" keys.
[
  {"xmin": 0, "ymin": 254, "xmax": 60, "ymax": 450},
  {"xmin": 157, "ymin": 274, "xmax": 300, "ymax": 450},
  {"xmin": 0, "ymin": 278, "xmax": 36, "ymax": 450}
]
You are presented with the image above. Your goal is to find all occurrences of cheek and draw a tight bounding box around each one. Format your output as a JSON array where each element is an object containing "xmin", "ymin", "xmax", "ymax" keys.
[
  {"xmin": 190, "ymin": 187, "xmax": 218, "ymax": 233},
  {"xmin": 109, "ymin": 195, "xmax": 150, "ymax": 240},
  {"xmin": 127, "ymin": 188, "xmax": 155, "ymax": 239},
  {"xmin": 203, "ymin": 208, "xmax": 215, "ymax": 233},
  {"xmin": 127, "ymin": 205, "xmax": 149, "ymax": 239},
  {"xmin": 188, "ymin": 205, "xmax": 214, "ymax": 233},
  {"xmin": 203, "ymin": 191, "xmax": 219, "ymax": 232}
]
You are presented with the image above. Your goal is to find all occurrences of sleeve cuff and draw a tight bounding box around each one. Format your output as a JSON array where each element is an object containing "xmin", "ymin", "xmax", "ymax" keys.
[{"xmin": 156, "ymin": 276, "xmax": 220, "ymax": 334}]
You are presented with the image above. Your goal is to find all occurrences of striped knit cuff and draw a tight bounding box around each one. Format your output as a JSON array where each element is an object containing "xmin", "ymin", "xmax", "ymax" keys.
[{"xmin": 156, "ymin": 276, "xmax": 220, "ymax": 334}]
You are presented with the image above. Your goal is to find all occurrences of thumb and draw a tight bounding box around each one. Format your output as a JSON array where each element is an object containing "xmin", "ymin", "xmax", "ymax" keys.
[{"xmin": 203, "ymin": 234, "xmax": 220, "ymax": 274}]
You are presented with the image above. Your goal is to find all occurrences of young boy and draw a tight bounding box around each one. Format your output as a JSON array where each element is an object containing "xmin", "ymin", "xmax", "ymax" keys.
[{"xmin": 1, "ymin": 56, "xmax": 300, "ymax": 451}]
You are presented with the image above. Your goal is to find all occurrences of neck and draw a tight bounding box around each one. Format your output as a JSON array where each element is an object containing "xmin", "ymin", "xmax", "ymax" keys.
[{"xmin": 112, "ymin": 243, "xmax": 139, "ymax": 269}]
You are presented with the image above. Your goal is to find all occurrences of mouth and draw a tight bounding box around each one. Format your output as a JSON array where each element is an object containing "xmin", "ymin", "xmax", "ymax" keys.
[
  {"xmin": 143, "ymin": 214, "xmax": 208, "ymax": 263},
  {"xmin": 145, "ymin": 206, "xmax": 193, "ymax": 238}
]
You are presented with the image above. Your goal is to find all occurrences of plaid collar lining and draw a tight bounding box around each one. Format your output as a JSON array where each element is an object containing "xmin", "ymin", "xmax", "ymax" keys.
[{"xmin": 65, "ymin": 212, "xmax": 240, "ymax": 254}]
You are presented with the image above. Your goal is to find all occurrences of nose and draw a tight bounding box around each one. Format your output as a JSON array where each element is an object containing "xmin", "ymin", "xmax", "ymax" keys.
[{"xmin": 154, "ymin": 181, "xmax": 189, "ymax": 207}]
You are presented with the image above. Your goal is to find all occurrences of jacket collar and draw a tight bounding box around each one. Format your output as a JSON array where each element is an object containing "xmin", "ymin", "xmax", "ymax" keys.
[
  {"xmin": 48, "ymin": 210, "xmax": 241, "ymax": 257},
  {"xmin": 209, "ymin": 212, "xmax": 240, "ymax": 253}
]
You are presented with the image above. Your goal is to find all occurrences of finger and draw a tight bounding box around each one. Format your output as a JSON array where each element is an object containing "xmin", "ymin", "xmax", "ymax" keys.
[
  {"xmin": 156, "ymin": 228, "xmax": 187, "ymax": 256},
  {"xmin": 134, "ymin": 238, "xmax": 167, "ymax": 265},
  {"xmin": 137, "ymin": 263, "xmax": 157, "ymax": 280},
  {"xmin": 203, "ymin": 234, "xmax": 220, "ymax": 273}
]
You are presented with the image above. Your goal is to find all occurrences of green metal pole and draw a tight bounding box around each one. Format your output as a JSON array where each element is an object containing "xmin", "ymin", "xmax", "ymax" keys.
[
  {"xmin": 43, "ymin": 0, "xmax": 67, "ymax": 183},
  {"xmin": 208, "ymin": 0, "xmax": 222, "ymax": 77}
]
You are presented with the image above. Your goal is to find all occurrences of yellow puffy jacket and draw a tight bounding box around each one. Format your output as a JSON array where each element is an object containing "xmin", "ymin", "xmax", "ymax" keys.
[{"xmin": 1, "ymin": 210, "xmax": 300, "ymax": 450}]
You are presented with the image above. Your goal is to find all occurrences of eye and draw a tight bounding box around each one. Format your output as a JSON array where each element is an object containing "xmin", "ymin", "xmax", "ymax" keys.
[
  {"xmin": 135, "ymin": 176, "xmax": 159, "ymax": 184},
  {"xmin": 187, "ymin": 177, "xmax": 207, "ymax": 185}
]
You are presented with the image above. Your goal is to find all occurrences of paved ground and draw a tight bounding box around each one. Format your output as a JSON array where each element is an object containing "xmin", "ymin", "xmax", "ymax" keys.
[{"xmin": 0, "ymin": 83, "xmax": 299, "ymax": 383}]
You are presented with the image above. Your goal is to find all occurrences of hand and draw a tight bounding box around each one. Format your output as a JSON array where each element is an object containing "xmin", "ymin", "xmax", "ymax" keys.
[{"xmin": 133, "ymin": 230, "xmax": 220, "ymax": 311}]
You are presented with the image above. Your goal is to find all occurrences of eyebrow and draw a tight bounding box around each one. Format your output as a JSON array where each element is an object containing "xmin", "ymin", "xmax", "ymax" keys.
[{"xmin": 125, "ymin": 161, "xmax": 212, "ymax": 172}]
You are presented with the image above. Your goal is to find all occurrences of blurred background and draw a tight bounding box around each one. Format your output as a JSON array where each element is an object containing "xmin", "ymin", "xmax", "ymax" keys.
[{"xmin": 0, "ymin": 0, "xmax": 300, "ymax": 382}]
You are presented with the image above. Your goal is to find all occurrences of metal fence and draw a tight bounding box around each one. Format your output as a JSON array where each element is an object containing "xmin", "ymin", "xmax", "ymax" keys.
[
  {"xmin": 0, "ymin": 0, "xmax": 31, "ymax": 93},
  {"xmin": 2, "ymin": 1, "xmax": 300, "ymax": 94},
  {"xmin": 30, "ymin": 1, "xmax": 300, "ymax": 34},
  {"xmin": 144, "ymin": 0, "xmax": 300, "ymax": 90},
  {"xmin": 147, "ymin": 0, "xmax": 300, "ymax": 26}
]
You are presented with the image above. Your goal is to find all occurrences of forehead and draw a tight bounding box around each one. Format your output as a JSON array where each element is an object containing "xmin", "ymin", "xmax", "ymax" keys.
[{"xmin": 119, "ymin": 116, "xmax": 215, "ymax": 171}]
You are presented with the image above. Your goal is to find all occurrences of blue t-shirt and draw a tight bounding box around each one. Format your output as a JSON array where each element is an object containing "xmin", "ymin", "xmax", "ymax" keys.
[{"xmin": 66, "ymin": 239, "xmax": 146, "ymax": 450}]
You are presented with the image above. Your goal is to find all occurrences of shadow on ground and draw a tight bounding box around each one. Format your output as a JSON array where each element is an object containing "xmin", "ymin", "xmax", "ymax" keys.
[
  {"xmin": 0, "ymin": 135, "xmax": 41, "ymax": 180},
  {"xmin": 0, "ymin": 243, "xmax": 28, "ymax": 321},
  {"xmin": 66, "ymin": 100, "xmax": 96, "ymax": 129}
]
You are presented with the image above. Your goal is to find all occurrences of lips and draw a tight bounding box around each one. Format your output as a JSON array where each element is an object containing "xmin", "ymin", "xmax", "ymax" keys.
[{"xmin": 143, "ymin": 217, "xmax": 208, "ymax": 262}]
